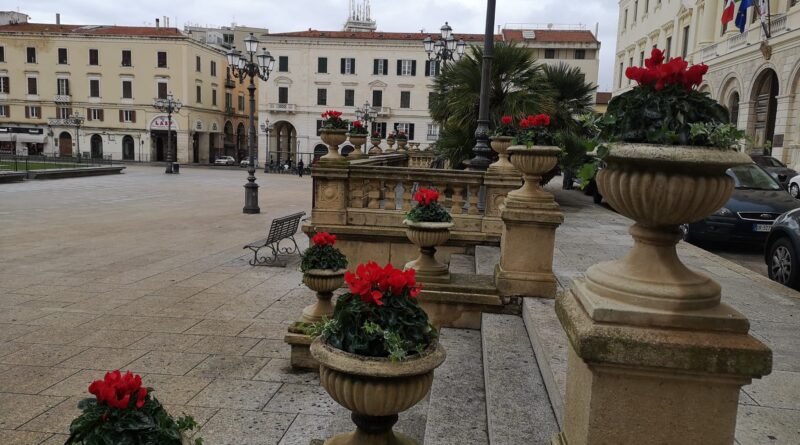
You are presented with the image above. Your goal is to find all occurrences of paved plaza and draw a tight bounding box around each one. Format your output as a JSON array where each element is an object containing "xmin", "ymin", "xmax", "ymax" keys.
[{"xmin": 0, "ymin": 165, "xmax": 798, "ymax": 444}]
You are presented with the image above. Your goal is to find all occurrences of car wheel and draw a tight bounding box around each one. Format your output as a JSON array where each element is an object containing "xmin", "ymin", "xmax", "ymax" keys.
[
  {"xmin": 680, "ymin": 224, "xmax": 692, "ymax": 243},
  {"xmin": 768, "ymin": 237, "xmax": 800, "ymax": 289},
  {"xmin": 791, "ymin": 183, "xmax": 800, "ymax": 199}
]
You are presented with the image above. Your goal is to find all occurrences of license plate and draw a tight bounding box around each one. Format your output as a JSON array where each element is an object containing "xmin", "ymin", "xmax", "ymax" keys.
[{"xmin": 753, "ymin": 223, "xmax": 772, "ymax": 232}]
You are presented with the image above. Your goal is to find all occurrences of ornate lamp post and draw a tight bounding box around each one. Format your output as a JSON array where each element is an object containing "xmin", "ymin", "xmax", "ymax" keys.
[
  {"xmin": 152, "ymin": 93, "xmax": 182, "ymax": 174},
  {"xmin": 261, "ymin": 119, "xmax": 273, "ymax": 173},
  {"xmin": 354, "ymin": 100, "xmax": 375, "ymax": 126},
  {"xmin": 423, "ymin": 22, "xmax": 466, "ymax": 67},
  {"xmin": 227, "ymin": 33, "xmax": 275, "ymax": 214},
  {"xmin": 71, "ymin": 112, "xmax": 85, "ymax": 159},
  {"xmin": 466, "ymin": 1, "xmax": 496, "ymax": 171}
]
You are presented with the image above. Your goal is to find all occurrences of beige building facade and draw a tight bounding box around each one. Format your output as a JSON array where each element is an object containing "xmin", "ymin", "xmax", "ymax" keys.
[
  {"xmin": 0, "ymin": 17, "xmax": 252, "ymax": 163},
  {"xmin": 613, "ymin": 0, "xmax": 800, "ymax": 164}
]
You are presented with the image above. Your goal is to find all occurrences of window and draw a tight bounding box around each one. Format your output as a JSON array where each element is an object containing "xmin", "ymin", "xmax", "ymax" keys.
[
  {"xmin": 341, "ymin": 57, "xmax": 356, "ymax": 75},
  {"xmin": 425, "ymin": 60, "xmax": 440, "ymax": 76},
  {"xmin": 89, "ymin": 79, "xmax": 100, "ymax": 98},
  {"xmin": 344, "ymin": 89, "xmax": 355, "ymax": 107},
  {"xmin": 211, "ymin": 61, "xmax": 216, "ymax": 76},
  {"xmin": 157, "ymin": 51, "xmax": 167, "ymax": 68},
  {"xmin": 317, "ymin": 88, "xmax": 327, "ymax": 106},
  {"xmin": 58, "ymin": 48, "xmax": 68, "ymax": 64},
  {"xmin": 25, "ymin": 106, "xmax": 41, "ymax": 119},
  {"xmin": 428, "ymin": 92, "xmax": 436, "ymax": 107},
  {"xmin": 27, "ymin": 47, "xmax": 36, "ymax": 63},
  {"xmin": 400, "ymin": 91, "xmax": 411, "ymax": 109},
  {"xmin": 397, "ymin": 59, "xmax": 416, "ymax": 76},
  {"xmin": 122, "ymin": 50, "xmax": 132, "ymax": 67},
  {"xmin": 372, "ymin": 90, "xmax": 383, "ymax": 107},
  {"xmin": 121, "ymin": 110, "xmax": 136, "ymax": 123},
  {"xmin": 0, "ymin": 76, "xmax": 8, "ymax": 94},
  {"xmin": 238, "ymin": 94, "xmax": 245, "ymax": 111},
  {"xmin": 575, "ymin": 49, "xmax": 586, "ymax": 60},
  {"xmin": 88, "ymin": 108, "xmax": 104, "ymax": 121},
  {"xmin": 681, "ymin": 26, "xmax": 690, "ymax": 59},
  {"xmin": 196, "ymin": 56, "xmax": 201, "ymax": 72},
  {"xmin": 196, "ymin": 85, "xmax": 202, "ymax": 103},
  {"xmin": 544, "ymin": 49, "xmax": 556, "ymax": 59},
  {"xmin": 665, "ymin": 36, "xmax": 672, "ymax": 60},
  {"xmin": 123, "ymin": 80, "xmax": 133, "ymax": 99},
  {"xmin": 278, "ymin": 56, "xmax": 288, "ymax": 72},
  {"xmin": 427, "ymin": 123, "xmax": 440, "ymax": 140},
  {"xmin": 372, "ymin": 122, "xmax": 387, "ymax": 139},
  {"xmin": 395, "ymin": 123, "xmax": 415, "ymax": 140},
  {"xmin": 88, "ymin": 49, "xmax": 99, "ymax": 65},
  {"xmin": 318, "ymin": 57, "xmax": 328, "ymax": 73},
  {"xmin": 628, "ymin": 57, "xmax": 634, "ymax": 84},
  {"xmin": 0, "ymin": 46, "xmax": 4, "ymax": 62},
  {"xmin": 57, "ymin": 78, "xmax": 70, "ymax": 96},
  {"xmin": 225, "ymin": 92, "xmax": 232, "ymax": 111},
  {"xmin": 57, "ymin": 107, "xmax": 71, "ymax": 119},
  {"xmin": 27, "ymin": 77, "xmax": 38, "ymax": 95},
  {"xmin": 639, "ymin": 51, "xmax": 645, "ymax": 67},
  {"xmin": 373, "ymin": 58, "xmax": 389, "ymax": 75},
  {"xmin": 212, "ymin": 88, "xmax": 217, "ymax": 106},
  {"xmin": 316, "ymin": 120, "xmax": 324, "ymax": 136},
  {"xmin": 633, "ymin": 1, "xmax": 638, "ymax": 22},
  {"xmin": 618, "ymin": 62, "xmax": 624, "ymax": 88},
  {"xmin": 278, "ymin": 87, "xmax": 289, "ymax": 104},
  {"xmin": 0, "ymin": 105, "xmax": 8, "ymax": 117}
]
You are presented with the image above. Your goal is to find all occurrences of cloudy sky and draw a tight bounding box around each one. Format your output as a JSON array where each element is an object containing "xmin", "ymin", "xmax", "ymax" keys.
[{"xmin": 19, "ymin": 0, "xmax": 620, "ymax": 90}]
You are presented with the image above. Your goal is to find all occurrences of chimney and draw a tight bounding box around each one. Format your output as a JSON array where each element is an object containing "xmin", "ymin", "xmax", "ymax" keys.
[
  {"xmin": 56, "ymin": 13, "xmax": 60, "ymax": 25},
  {"xmin": 155, "ymin": 18, "xmax": 160, "ymax": 28},
  {"xmin": 166, "ymin": 17, "xmax": 169, "ymax": 27}
]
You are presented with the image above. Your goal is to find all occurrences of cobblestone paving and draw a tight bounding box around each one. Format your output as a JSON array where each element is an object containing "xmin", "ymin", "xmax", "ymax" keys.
[{"xmin": 0, "ymin": 166, "xmax": 425, "ymax": 445}]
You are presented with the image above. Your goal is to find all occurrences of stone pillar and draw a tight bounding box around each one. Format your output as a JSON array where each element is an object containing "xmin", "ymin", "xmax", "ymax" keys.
[
  {"xmin": 176, "ymin": 131, "xmax": 189, "ymax": 164},
  {"xmin": 495, "ymin": 180, "xmax": 564, "ymax": 298},
  {"xmin": 698, "ymin": 1, "xmax": 718, "ymax": 47},
  {"xmin": 773, "ymin": 94, "xmax": 793, "ymax": 162},
  {"xmin": 198, "ymin": 133, "xmax": 210, "ymax": 163},
  {"xmin": 311, "ymin": 164, "xmax": 349, "ymax": 226},
  {"xmin": 482, "ymin": 171, "xmax": 522, "ymax": 235}
]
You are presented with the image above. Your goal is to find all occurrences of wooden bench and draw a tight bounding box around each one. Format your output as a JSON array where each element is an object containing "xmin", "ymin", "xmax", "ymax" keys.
[{"xmin": 243, "ymin": 211, "xmax": 306, "ymax": 266}]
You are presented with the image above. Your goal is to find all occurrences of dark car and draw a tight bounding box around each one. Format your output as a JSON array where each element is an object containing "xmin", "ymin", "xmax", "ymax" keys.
[
  {"xmin": 682, "ymin": 163, "xmax": 800, "ymax": 244},
  {"xmin": 751, "ymin": 155, "xmax": 798, "ymax": 189},
  {"xmin": 765, "ymin": 208, "xmax": 800, "ymax": 289}
]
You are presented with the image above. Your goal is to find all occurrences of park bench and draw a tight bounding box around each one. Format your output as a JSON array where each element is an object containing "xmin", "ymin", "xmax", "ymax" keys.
[{"xmin": 243, "ymin": 211, "xmax": 306, "ymax": 266}]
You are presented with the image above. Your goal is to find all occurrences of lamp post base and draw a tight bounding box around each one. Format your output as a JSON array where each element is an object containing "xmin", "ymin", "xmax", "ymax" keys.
[
  {"xmin": 165, "ymin": 163, "xmax": 174, "ymax": 174},
  {"xmin": 243, "ymin": 180, "xmax": 260, "ymax": 214}
]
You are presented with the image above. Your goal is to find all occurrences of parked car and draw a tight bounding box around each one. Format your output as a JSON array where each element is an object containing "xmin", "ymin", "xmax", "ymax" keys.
[
  {"xmin": 786, "ymin": 174, "xmax": 800, "ymax": 199},
  {"xmin": 751, "ymin": 155, "xmax": 797, "ymax": 190},
  {"xmin": 214, "ymin": 156, "xmax": 235, "ymax": 166},
  {"xmin": 240, "ymin": 159, "xmax": 258, "ymax": 168},
  {"xmin": 681, "ymin": 163, "xmax": 800, "ymax": 244},
  {"xmin": 764, "ymin": 208, "xmax": 800, "ymax": 289}
]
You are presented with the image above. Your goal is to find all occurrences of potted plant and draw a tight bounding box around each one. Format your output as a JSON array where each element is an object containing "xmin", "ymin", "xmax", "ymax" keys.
[
  {"xmin": 298, "ymin": 232, "xmax": 348, "ymax": 323},
  {"xmin": 505, "ymin": 113, "xmax": 561, "ymax": 204},
  {"xmin": 489, "ymin": 115, "xmax": 518, "ymax": 173},
  {"xmin": 583, "ymin": 47, "xmax": 751, "ymax": 311},
  {"xmin": 309, "ymin": 262, "xmax": 445, "ymax": 445},
  {"xmin": 403, "ymin": 187, "xmax": 454, "ymax": 282},
  {"xmin": 66, "ymin": 371, "xmax": 202, "ymax": 445},
  {"xmin": 319, "ymin": 110, "xmax": 350, "ymax": 160},
  {"xmin": 395, "ymin": 131, "xmax": 409, "ymax": 151},
  {"xmin": 369, "ymin": 131, "xmax": 383, "ymax": 155},
  {"xmin": 385, "ymin": 132, "xmax": 397, "ymax": 152},
  {"xmin": 347, "ymin": 120, "xmax": 369, "ymax": 160}
]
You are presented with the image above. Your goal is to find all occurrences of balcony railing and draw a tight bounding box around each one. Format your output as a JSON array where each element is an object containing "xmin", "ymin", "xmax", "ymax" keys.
[
  {"xmin": 267, "ymin": 103, "xmax": 297, "ymax": 113},
  {"xmin": 700, "ymin": 43, "xmax": 718, "ymax": 62},
  {"xmin": 426, "ymin": 133, "xmax": 439, "ymax": 141},
  {"xmin": 727, "ymin": 31, "xmax": 748, "ymax": 51},
  {"xmin": 376, "ymin": 107, "xmax": 391, "ymax": 117},
  {"xmin": 764, "ymin": 14, "xmax": 788, "ymax": 38},
  {"xmin": 53, "ymin": 95, "xmax": 71, "ymax": 103}
]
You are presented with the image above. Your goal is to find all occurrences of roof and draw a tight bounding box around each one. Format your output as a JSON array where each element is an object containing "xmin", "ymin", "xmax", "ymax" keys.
[
  {"xmin": 595, "ymin": 92, "xmax": 612, "ymax": 105},
  {"xmin": 0, "ymin": 23, "xmax": 183, "ymax": 37},
  {"xmin": 501, "ymin": 29, "xmax": 599, "ymax": 44},
  {"xmin": 269, "ymin": 30, "xmax": 494, "ymax": 42}
]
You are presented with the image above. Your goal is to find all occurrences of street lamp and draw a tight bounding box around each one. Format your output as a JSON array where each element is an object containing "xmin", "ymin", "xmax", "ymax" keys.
[
  {"xmin": 465, "ymin": 1, "xmax": 496, "ymax": 171},
  {"xmin": 152, "ymin": 92, "xmax": 182, "ymax": 174},
  {"xmin": 423, "ymin": 21, "xmax": 466, "ymax": 66},
  {"xmin": 228, "ymin": 33, "xmax": 275, "ymax": 214},
  {"xmin": 70, "ymin": 111, "xmax": 84, "ymax": 159},
  {"xmin": 354, "ymin": 101, "xmax": 376, "ymax": 157},
  {"xmin": 260, "ymin": 119, "xmax": 273, "ymax": 173}
]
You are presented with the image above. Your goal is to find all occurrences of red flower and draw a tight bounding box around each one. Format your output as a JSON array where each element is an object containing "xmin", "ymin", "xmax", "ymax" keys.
[
  {"xmin": 413, "ymin": 188, "xmax": 439, "ymax": 206},
  {"xmin": 501, "ymin": 115, "xmax": 513, "ymax": 125},
  {"xmin": 312, "ymin": 232, "xmax": 336, "ymax": 247},
  {"xmin": 344, "ymin": 261, "xmax": 421, "ymax": 305},
  {"xmin": 645, "ymin": 47, "xmax": 665, "ymax": 69},
  {"xmin": 626, "ymin": 47, "xmax": 706, "ymax": 91},
  {"xmin": 88, "ymin": 370, "xmax": 147, "ymax": 410},
  {"xmin": 353, "ymin": 120, "xmax": 363, "ymax": 128}
]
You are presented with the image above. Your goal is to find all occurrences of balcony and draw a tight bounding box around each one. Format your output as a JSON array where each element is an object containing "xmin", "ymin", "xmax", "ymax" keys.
[
  {"xmin": 267, "ymin": 103, "xmax": 297, "ymax": 113},
  {"xmin": 427, "ymin": 133, "xmax": 439, "ymax": 142},
  {"xmin": 700, "ymin": 43, "xmax": 718, "ymax": 62},
  {"xmin": 225, "ymin": 106, "xmax": 234, "ymax": 116},
  {"xmin": 53, "ymin": 95, "xmax": 72, "ymax": 103},
  {"xmin": 376, "ymin": 107, "xmax": 391, "ymax": 117},
  {"xmin": 763, "ymin": 14, "xmax": 788, "ymax": 38},
  {"xmin": 727, "ymin": 31, "xmax": 748, "ymax": 51}
]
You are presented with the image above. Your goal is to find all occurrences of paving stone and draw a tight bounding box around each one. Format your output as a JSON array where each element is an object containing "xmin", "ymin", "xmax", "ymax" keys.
[
  {"xmin": 139, "ymin": 374, "xmax": 213, "ymax": 405},
  {"xmin": 0, "ymin": 429, "xmax": 53, "ymax": 445},
  {"xmin": 0, "ymin": 393, "xmax": 65, "ymax": 429},
  {"xmin": 198, "ymin": 409, "xmax": 296, "ymax": 445},
  {"xmin": 187, "ymin": 355, "xmax": 270, "ymax": 379},
  {"xmin": 18, "ymin": 396, "xmax": 82, "ymax": 434},
  {"xmin": 253, "ymin": 359, "xmax": 319, "ymax": 385},
  {"xmin": 263, "ymin": 383, "xmax": 339, "ymax": 416},
  {"xmin": 126, "ymin": 351, "xmax": 208, "ymax": 376},
  {"xmin": 245, "ymin": 339, "xmax": 291, "ymax": 359},
  {"xmin": 190, "ymin": 335, "xmax": 260, "ymax": 355},
  {"xmin": 0, "ymin": 344, "xmax": 86, "ymax": 367},
  {"xmin": 184, "ymin": 319, "xmax": 253, "ymax": 337},
  {"xmin": 736, "ymin": 405, "xmax": 800, "ymax": 445},
  {"xmin": 188, "ymin": 378, "xmax": 282, "ymax": 410},
  {"xmin": 0, "ymin": 324, "xmax": 41, "ymax": 342},
  {"xmin": 39, "ymin": 433, "xmax": 70, "ymax": 445},
  {"xmin": 40, "ymin": 369, "xmax": 108, "ymax": 397},
  {"xmin": 0, "ymin": 365, "xmax": 80, "ymax": 395},
  {"xmin": 238, "ymin": 321, "xmax": 288, "ymax": 340},
  {"xmin": 71, "ymin": 329, "xmax": 150, "ymax": 348},
  {"xmin": 0, "ymin": 342, "xmax": 25, "ymax": 359},
  {"xmin": 128, "ymin": 332, "xmax": 205, "ymax": 352},
  {"xmin": 162, "ymin": 404, "xmax": 219, "ymax": 428},
  {"xmin": 13, "ymin": 325, "xmax": 95, "ymax": 345},
  {"xmin": 277, "ymin": 413, "xmax": 352, "ymax": 445},
  {"xmin": 744, "ymin": 371, "xmax": 800, "ymax": 410}
]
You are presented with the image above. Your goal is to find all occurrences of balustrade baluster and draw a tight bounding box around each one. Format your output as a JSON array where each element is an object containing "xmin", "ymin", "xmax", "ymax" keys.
[
  {"xmin": 385, "ymin": 180, "xmax": 397, "ymax": 210},
  {"xmin": 401, "ymin": 181, "xmax": 413, "ymax": 211},
  {"xmin": 367, "ymin": 179, "xmax": 381, "ymax": 209},
  {"xmin": 451, "ymin": 184, "xmax": 464, "ymax": 215},
  {"xmin": 467, "ymin": 184, "xmax": 480, "ymax": 215},
  {"xmin": 349, "ymin": 179, "xmax": 364, "ymax": 209}
]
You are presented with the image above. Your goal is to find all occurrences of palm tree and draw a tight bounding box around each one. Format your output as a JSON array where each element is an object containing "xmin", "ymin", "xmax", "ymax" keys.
[
  {"xmin": 542, "ymin": 62, "xmax": 597, "ymax": 133},
  {"xmin": 430, "ymin": 42, "xmax": 554, "ymax": 168}
]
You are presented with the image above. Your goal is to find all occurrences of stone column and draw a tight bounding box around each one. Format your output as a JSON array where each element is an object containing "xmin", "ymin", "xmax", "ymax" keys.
[
  {"xmin": 198, "ymin": 133, "xmax": 210, "ymax": 163},
  {"xmin": 482, "ymin": 171, "xmax": 522, "ymax": 235},
  {"xmin": 176, "ymin": 131, "xmax": 189, "ymax": 164},
  {"xmin": 311, "ymin": 163, "xmax": 349, "ymax": 226},
  {"xmin": 773, "ymin": 94, "xmax": 793, "ymax": 162},
  {"xmin": 698, "ymin": 1, "xmax": 718, "ymax": 47}
]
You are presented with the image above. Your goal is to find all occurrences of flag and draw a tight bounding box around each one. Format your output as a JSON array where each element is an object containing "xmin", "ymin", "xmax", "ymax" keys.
[
  {"xmin": 758, "ymin": 0, "xmax": 769, "ymax": 25},
  {"xmin": 735, "ymin": 0, "xmax": 752, "ymax": 33},
  {"xmin": 721, "ymin": 0, "xmax": 738, "ymax": 25}
]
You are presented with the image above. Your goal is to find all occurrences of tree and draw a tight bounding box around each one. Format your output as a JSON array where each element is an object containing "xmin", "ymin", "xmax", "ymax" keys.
[
  {"xmin": 542, "ymin": 62, "xmax": 597, "ymax": 133},
  {"xmin": 430, "ymin": 42, "xmax": 554, "ymax": 168}
]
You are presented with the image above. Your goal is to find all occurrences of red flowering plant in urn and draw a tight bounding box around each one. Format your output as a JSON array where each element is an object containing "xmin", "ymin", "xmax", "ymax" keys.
[
  {"xmin": 515, "ymin": 113, "xmax": 554, "ymax": 147},
  {"xmin": 348, "ymin": 119, "xmax": 369, "ymax": 136},
  {"xmin": 406, "ymin": 187, "xmax": 452, "ymax": 223},
  {"xmin": 320, "ymin": 109, "xmax": 350, "ymax": 130},
  {"xmin": 492, "ymin": 115, "xmax": 517, "ymax": 138},
  {"xmin": 66, "ymin": 371, "xmax": 202, "ymax": 445},
  {"xmin": 301, "ymin": 232, "xmax": 348, "ymax": 272},
  {"xmin": 298, "ymin": 232, "xmax": 349, "ymax": 324}
]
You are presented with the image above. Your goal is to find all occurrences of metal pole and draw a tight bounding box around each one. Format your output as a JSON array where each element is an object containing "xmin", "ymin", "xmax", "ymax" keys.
[
  {"xmin": 165, "ymin": 110, "xmax": 173, "ymax": 173},
  {"xmin": 466, "ymin": 0, "xmax": 496, "ymax": 171},
  {"xmin": 243, "ymin": 67, "xmax": 260, "ymax": 214}
]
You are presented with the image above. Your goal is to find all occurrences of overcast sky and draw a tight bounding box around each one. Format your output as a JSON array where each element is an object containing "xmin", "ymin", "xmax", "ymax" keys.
[{"xmin": 19, "ymin": 0, "xmax": 619, "ymax": 90}]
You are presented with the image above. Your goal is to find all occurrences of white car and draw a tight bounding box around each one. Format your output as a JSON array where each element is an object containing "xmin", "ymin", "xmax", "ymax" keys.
[
  {"xmin": 240, "ymin": 159, "xmax": 258, "ymax": 168},
  {"xmin": 214, "ymin": 156, "xmax": 235, "ymax": 166},
  {"xmin": 787, "ymin": 173, "xmax": 800, "ymax": 199}
]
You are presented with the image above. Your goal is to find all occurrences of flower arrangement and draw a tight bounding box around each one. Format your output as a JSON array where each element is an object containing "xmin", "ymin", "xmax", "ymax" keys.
[
  {"xmin": 492, "ymin": 115, "xmax": 516, "ymax": 138},
  {"xmin": 515, "ymin": 114, "xmax": 554, "ymax": 147},
  {"xmin": 371, "ymin": 131, "xmax": 382, "ymax": 140},
  {"xmin": 66, "ymin": 371, "xmax": 202, "ymax": 445},
  {"xmin": 605, "ymin": 48, "xmax": 733, "ymax": 147},
  {"xmin": 406, "ymin": 187, "xmax": 452, "ymax": 223},
  {"xmin": 320, "ymin": 110, "xmax": 350, "ymax": 130},
  {"xmin": 312, "ymin": 261, "xmax": 435, "ymax": 361},
  {"xmin": 349, "ymin": 120, "xmax": 369, "ymax": 136},
  {"xmin": 389, "ymin": 131, "xmax": 408, "ymax": 141},
  {"xmin": 301, "ymin": 232, "xmax": 348, "ymax": 272}
]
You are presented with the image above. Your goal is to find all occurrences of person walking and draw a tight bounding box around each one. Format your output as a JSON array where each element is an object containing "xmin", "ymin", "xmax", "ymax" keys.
[{"xmin": 297, "ymin": 159, "xmax": 304, "ymax": 177}]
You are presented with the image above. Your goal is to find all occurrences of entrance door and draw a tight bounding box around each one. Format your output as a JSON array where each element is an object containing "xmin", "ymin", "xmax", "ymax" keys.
[
  {"xmin": 58, "ymin": 132, "xmax": 73, "ymax": 156},
  {"xmin": 156, "ymin": 137, "xmax": 165, "ymax": 161},
  {"xmin": 122, "ymin": 136, "xmax": 134, "ymax": 160},
  {"xmin": 752, "ymin": 69, "xmax": 779, "ymax": 148},
  {"xmin": 90, "ymin": 134, "xmax": 103, "ymax": 159},
  {"xmin": 192, "ymin": 133, "xmax": 199, "ymax": 163}
]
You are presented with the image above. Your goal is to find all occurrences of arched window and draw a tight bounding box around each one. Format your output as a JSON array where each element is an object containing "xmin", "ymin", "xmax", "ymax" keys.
[
  {"xmin": 728, "ymin": 92, "xmax": 740, "ymax": 129},
  {"xmin": 90, "ymin": 134, "xmax": 103, "ymax": 159},
  {"xmin": 122, "ymin": 135, "xmax": 135, "ymax": 160}
]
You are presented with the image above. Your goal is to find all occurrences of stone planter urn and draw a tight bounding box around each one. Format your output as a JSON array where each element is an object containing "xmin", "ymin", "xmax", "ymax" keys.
[
  {"xmin": 311, "ymin": 338, "xmax": 446, "ymax": 445},
  {"xmin": 410, "ymin": 142, "xmax": 420, "ymax": 152},
  {"xmin": 369, "ymin": 138, "xmax": 383, "ymax": 155},
  {"xmin": 403, "ymin": 220, "xmax": 454, "ymax": 283},
  {"xmin": 505, "ymin": 146, "xmax": 561, "ymax": 207},
  {"xmin": 347, "ymin": 134, "xmax": 367, "ymax": 160},
  {"xmin": 488, "ymin": 136, "xmax": 517, "ymax": 174},
  {"xmin": 386, "ymin": 138, "xmax": 396, "ymax": 153},
  {"xmin": 320, "ymin": 129, "xmax": 348, "ymax": 161},
  {"xmin": 396, "ymin": 139, "xmax": 408, "ymax": 152},
  {"xmin": 300, "ymin": 269, "xmax": 346, "ymax": 323}
]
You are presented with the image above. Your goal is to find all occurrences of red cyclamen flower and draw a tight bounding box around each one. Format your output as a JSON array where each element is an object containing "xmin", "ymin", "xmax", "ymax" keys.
[
  {"xmin": 312, "ymin": 232, "xmax": 336, "ymax": 247},
  {"xmin": 413, "ymin": 188, "xmax": 439, "ymax": 206},
  {"xmin": 344, "ymin": 262, "xmax": 422, "ymax": 305},
  {"xmin": 501, "ymin": 115, "xmax": 513, "ymax": 125},
  {"xmin": 88, "ymin": 370, "xmax": 147, "ymax": 410}
]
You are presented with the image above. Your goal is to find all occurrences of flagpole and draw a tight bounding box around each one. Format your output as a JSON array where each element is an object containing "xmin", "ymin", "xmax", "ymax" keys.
[{"xmin": 756, "ymin": 2, "xmax": 770, "ymax": 39}]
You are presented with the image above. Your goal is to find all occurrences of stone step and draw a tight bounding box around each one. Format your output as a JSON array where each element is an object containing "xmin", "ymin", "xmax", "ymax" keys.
[
  {"xmin": 450, "ymin": 253, "xmax": 477, "ymax": 275},
  {"xmin": 475, "ymin": 245, "xmax": 501, "ymax": 276},
  {"xmin": 482, "ymin": 313, "xmax": 559, "ymax": 445},
  {"xmin": 424, "ymin": 328, "xmax": 489, "ymax": 445}
]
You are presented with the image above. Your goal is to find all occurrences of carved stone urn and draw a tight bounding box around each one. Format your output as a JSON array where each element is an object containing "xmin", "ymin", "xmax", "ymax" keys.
[
  {"xmin": 403, "ymin": 220, "xmax": 454, "ymax": 283},
  {"xmin": 320, "ymin": 129, "xmax": 348, "ymax": 161},
  {"xmin": 505, "ymin": 146, "xmax": 561, "ymax": 207},
  {"xmin": 300, "ymin": 269, "xmax": 346, "ymax": 323},
  {"xmin": 396, "ymin": 139, "xmax": 408, "ymax": 152},
  {"xmin": 488, "ymin": 136, "xmax": 517, "ymax": 174},
  {"xmin": 385, "ymin": 137, "xmax": 396, "ymax": 153},
  {"xmin": 369, "ymin": 138, "xmax": 383, "ymax": 155},
  {"xmin": 347, "ymin": 134, "xmax": 367, "ymax": 160},
  {"xmin": 311, "ymin": 338, "xmax": 446, "ymax": 445}
]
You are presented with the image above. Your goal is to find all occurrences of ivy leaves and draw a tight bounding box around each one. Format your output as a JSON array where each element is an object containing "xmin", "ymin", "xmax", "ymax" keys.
[{"xmin": 301, "ymin": 245, "xmax": 348, "ymax": 272}]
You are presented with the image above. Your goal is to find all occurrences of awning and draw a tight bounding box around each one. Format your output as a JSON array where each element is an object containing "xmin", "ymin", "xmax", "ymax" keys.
[
  {"xmin": 15, "ymin": 134, "xmax": 47, "ymax": 143},
  {"xmin": 0, "ymin": 133, "xmax": 13, "ymax": 142}
]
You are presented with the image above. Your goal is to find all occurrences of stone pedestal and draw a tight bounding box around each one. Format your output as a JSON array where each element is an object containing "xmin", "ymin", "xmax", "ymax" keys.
[
  {"xmin": 285, "ymin": 324, "xmax": 317, "ymax": 370},
  {"xmin": 482, "ymin": 171, "xmax": 522, "ymax": 235},
  {"xmin": 311, "ymin": 164, "xmax": 349, "ymax": 226}
]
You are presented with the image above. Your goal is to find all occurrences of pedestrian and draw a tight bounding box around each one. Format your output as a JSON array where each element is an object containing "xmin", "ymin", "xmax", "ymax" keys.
[{"xmin": 297, "ymin": 159, "xmax": 304, "ymax": 177}]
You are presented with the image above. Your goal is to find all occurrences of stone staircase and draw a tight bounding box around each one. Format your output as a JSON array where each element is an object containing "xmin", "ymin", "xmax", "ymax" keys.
[{"xmin": 421, "ymin": 247, "xmax": 560, "ymax": 444}]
